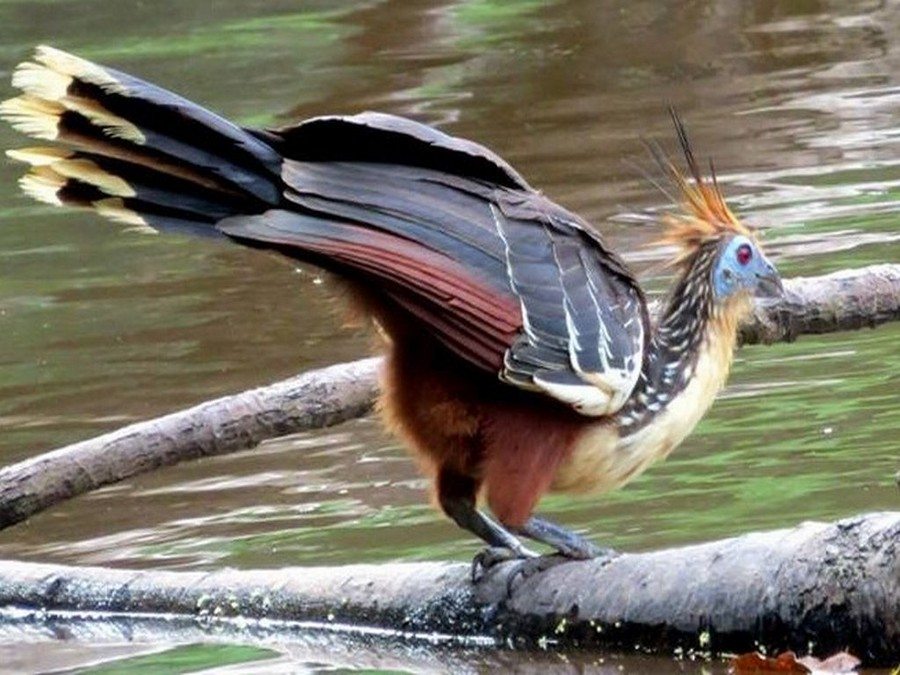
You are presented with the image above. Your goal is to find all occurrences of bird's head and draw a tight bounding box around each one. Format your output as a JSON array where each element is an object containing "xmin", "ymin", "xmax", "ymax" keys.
[
  {"xmin": 711, "ymin": 234, "xmax": 782, "ymax": 300},
  {"xmin": 657, "ymin": 112, "xmax": 783, "ymax": 308}
]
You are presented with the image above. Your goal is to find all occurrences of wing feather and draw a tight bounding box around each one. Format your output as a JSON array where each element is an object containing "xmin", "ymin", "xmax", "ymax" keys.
[
  {"xmin": 217, "ymin": 210, "xmax": 521, "ymax": 372},
  {"xmin": 264, "ymin": 126, "xmax": 648, "ymax": 415},
  {"xmin": 492, "ymin": 193, "xmax": 647, "ymax": 415}
]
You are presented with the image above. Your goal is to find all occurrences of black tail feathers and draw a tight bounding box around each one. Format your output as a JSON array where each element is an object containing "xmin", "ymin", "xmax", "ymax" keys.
[{"xmin": 1, "ymin": 46, "xmax": 282, "ymax": 235}]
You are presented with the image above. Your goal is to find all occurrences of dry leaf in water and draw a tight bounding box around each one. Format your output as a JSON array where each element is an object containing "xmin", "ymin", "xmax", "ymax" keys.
[
  {"xmin": 797, "ymin": 652, "xmax": 861, "ymax": 673},
  {"xmin": 730, "ymin": 650, "xmax": 860, "ymax": 674},
  {"xmin": 730, "ymin": 651, "xmax": 809, "ymax": 673}
]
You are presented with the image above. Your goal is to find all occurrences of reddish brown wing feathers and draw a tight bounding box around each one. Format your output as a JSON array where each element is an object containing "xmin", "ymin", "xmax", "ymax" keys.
[
  {"xmin": 217, "ymin": 210, "xmax": 522, "ymax": 371},
  {"xmin": 334, "ymin": 241, "xmax": 520, "ymax": 369}
]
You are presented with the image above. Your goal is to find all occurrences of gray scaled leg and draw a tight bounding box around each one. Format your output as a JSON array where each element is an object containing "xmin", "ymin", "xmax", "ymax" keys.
[
  {"xmin": 436, "ymin": 468, "xmax": 536, "ymax": 582},
  {"xmin": 441, "ymin": 494, "xmax": 536, "ymax": 557},
  {"xmin": 442, "ymin": 496, "xmax": 539, "ymax": 582},
  {"xmin": 511, "ymin": 514, "xmax": 615, "ymax": 559},
  {"xmin": 497, "ymin": 515, "xmax": 619, "ymax": 594}
]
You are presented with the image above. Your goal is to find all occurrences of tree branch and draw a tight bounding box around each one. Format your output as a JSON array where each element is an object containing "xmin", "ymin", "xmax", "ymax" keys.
[
  {"xmin": 0, "ymin": 512, "xmax": 896, "ymax": 666},
  {"xmin": 742, "ymin": 263, "xmax": 900, "ymax": 344},
  {"xmin": 0, "ymin": 358, "xmax": 380, "ymax": 530},
  {"xmin": 0, "ymin": 263, "xmax": 897, "ymax": 531}
]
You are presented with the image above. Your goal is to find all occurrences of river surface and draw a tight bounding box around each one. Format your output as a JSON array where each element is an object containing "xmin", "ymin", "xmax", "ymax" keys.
[{"xmin": 0, "ymin": 0, "xmax": 898, "ymax": 672}]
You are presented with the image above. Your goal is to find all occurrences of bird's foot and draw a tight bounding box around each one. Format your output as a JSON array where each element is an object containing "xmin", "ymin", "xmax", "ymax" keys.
[
  {"xmin": 557, "ymin": 539, "xmax": 621, "ymax": 562},
  {"xmin": 505, "ymin": 546, "xmax": 619, "ymax": 595},
  {"xmin": 471, "ymin": 545, "xmax": 537, "ymax": 583},
  {"xmin": 505, "ymin": 554, "xmax": 571, "ymax": 594},
  {"xmin": 553, "ymin": 538, "xmax": 608, "ymax": 560}
]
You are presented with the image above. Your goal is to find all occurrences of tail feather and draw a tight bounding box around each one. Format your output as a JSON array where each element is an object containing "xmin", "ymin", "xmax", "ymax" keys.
[
  {"xmin": 0, "ymin": 95, "xmax": 65, "ymax": 140},
  {"xmin": 9, "ymin": 146, "xmax": 238, "ymax": 239},
  {"xmin": 2, "ymin": 46, "xmax": 282, "ymax": 233}
]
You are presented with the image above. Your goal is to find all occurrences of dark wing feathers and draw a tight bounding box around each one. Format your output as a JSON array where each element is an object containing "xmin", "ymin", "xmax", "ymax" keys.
[
  {"xmin": 281, "ymin": 161, "xmax": 506, "ymax": 279},
  {"xmin": 492, "ymin": 195, "xmax": 646, "ymax": 414},
  {"xmin": 240, "ymin": 133, "xmax": 648, "ymax": 415},
  {"xmin": 268, "ymin": 125, "xmax": 648, "ymax": 415},
  {"xmin": 264, "ymin": 111, "xmax": 530, "ymax": 191}
]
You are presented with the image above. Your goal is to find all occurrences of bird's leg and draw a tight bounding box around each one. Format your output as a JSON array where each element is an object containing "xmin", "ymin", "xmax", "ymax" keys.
[
  {"xmin": 441, "ymin": 494, "xmax": 536, "ymax": 555},
  {"xmin": 441, "ymin": 495, "xmax": 538, "ymax": 581},
  {"xmin": 437, "ymin": 468, "xmax": 536, "ymax": 581},
  {"xmin": 499, "ymin": 515, "xmax": 619, "ymax": 593},
  {"xmin": 441, "ymin": 499, "xmax": 536, "ymax": 558},
  {"xmin": 511, "ymin": 514, "xmax": 616, "ymax": 560}
]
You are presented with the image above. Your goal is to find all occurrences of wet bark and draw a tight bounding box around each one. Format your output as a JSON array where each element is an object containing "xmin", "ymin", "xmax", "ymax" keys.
[
  {"xmin": 0, "ymin": 512, "xmax": 896, "ymax": 666},
  {"xmin": 0, "ymin": 263, "xmax": 897, "ymax": 531},
  {"xmin": 741, "ymin": 262, "xmax": 900, "ymax": 344}
]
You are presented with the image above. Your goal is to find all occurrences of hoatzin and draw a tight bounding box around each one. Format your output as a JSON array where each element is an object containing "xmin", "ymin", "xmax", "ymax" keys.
[{"xmin": 2, "ymin": 47, "xmax": 782, "ymax": 567}]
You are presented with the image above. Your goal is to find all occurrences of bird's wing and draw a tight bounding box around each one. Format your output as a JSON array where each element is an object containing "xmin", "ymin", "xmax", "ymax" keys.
[
  {"xmin": 229, "ymin": 119, "xmax": 648, "ymax": 415},
  {"xmin": 253, "ymin": 111, "xmax": 531, "ymax": 191},
  {"xmin": 217, "ymin": 205, "xmax": 524, "ymax": 373},
  {"xmin": 491, "ymin": 191, "xmax": 648, "ymax": 415}
]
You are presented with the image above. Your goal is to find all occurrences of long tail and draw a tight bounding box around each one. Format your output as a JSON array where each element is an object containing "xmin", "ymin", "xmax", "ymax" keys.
[{"xmin": 1, "ymin": 46, "xmax": 283, "ymax": 236}]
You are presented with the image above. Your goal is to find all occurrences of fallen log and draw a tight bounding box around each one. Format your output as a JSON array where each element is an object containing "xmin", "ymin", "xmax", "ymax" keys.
[
  {"xmin": 0, "ymin": 512, "xmax": 896, "ymax": 666},
  {"xmin": 0, "ymin": 263, "xmax": 898, "ymax": 531}
]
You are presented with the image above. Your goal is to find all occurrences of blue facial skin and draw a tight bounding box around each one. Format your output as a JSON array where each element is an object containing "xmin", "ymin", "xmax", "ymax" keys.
[{"xmin": 713, "ymin": 235, "xmax": 783, "ymax": 299}]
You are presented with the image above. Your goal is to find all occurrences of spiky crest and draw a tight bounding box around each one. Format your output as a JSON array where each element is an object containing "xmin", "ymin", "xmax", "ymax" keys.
[{"xmin": 656, "ymin": 109, "xmax": 754, "ymax": 266}]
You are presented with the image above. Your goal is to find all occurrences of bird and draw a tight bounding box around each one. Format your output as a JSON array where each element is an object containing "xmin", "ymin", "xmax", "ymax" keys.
[{"xmin": 1, "ymin": 46, "xmax": 782, "ymax": 568}]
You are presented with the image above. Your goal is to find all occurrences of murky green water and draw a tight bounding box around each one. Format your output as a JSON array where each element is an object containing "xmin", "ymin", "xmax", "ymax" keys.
[{"xmin": 0, "ymin": 0, "xmax": 898, "ymax": 672}]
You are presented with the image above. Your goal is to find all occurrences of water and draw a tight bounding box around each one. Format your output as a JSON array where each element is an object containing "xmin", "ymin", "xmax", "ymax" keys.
[{"xmin": 0, "ymin": 0, "xmax": 898, "ymax": 671}]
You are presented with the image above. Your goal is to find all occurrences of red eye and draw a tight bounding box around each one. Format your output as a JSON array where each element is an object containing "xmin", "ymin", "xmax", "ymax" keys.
[{"xmin": 736, "ymin": 243, "xmax": 753, "ymax": 265}]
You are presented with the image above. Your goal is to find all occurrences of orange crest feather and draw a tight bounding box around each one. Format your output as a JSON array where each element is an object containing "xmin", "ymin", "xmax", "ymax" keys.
[{"xmin": 657, "ymin": 110, "xmax": 753, "ymax": 264}]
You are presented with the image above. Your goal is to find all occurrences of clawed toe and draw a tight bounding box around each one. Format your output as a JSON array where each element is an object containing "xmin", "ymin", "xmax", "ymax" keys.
[
  {"xmin": 561, "ymin": 541, "xmax": 617, "ymax": 560},
  {"xmin": 505, "ymin": 554, "xmax": 570, "ymax": 595},
  {"xmin": 505, "ymin": 547, "xmax": 620, "ymax": 595},
  {"xmin": 471, "ymin": 545, "xmax": 536, "ymax": 583}
]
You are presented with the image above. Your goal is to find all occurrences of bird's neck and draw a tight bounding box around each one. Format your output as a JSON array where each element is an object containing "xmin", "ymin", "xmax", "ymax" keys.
[{"xmin": 616, "ymin": 245, "xmax": 748, "ymax": 434}]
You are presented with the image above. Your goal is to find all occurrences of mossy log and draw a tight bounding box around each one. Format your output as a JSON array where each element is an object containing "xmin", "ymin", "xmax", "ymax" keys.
[
  {"xmin": 0, "ymin": 264, "xmax": 897, "ymax": 531},
  {"xmin": 0, "ymin": 512, "xmax": 896, "ymax": 666}
]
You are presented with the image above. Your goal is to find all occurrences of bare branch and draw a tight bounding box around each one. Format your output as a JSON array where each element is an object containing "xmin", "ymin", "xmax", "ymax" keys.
[{"xmin": 0, "ymin": 358, "xmax": 381, "ymax": 530}]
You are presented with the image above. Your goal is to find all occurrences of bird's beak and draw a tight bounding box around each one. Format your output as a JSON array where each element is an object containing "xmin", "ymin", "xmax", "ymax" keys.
[{"xmin": 754, "ymin": 262, "xmax": 784, "ymax": 299}]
